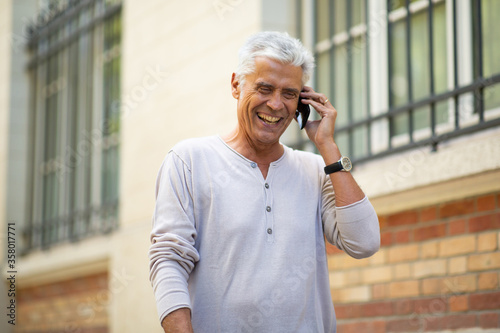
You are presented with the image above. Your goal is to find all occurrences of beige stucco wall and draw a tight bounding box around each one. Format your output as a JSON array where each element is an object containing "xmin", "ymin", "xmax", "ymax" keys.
[{"xmin": 356, "ymin": 127, "xmax": 500, "ymax": 215}]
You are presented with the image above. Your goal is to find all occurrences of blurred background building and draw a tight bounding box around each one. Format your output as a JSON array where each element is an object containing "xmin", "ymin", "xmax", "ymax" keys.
[{"xmin": 0, "ymin": 0, "xmax": 499, "ymax": 332}]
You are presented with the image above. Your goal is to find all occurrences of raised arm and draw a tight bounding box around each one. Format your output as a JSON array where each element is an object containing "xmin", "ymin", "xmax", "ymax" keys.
[{"xmin": 300, "ymin": 86, "xmax": 380, "ymax": 258}]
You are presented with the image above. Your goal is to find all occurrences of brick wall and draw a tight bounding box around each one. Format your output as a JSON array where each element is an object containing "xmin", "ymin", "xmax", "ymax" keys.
[
  {"xmin": 328, "ymin": 191, "xmax": 500, "ymax": 333},
  {"xmin": 16, "ymin": 272, "xmax": 109, "ymax": 333}
]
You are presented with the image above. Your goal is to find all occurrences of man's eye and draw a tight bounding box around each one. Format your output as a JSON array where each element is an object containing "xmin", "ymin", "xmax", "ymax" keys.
[
  {"xmin": 258, "ymin": 87, "xmax": 272, "ymax": 94},
  {"xmin": 284, "ymin": 92, "xmax": 297, "ymax": 99}
]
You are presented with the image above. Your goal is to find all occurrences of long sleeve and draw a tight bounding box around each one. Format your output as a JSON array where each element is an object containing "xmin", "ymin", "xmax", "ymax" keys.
[
  {"xmin": 149, "ymin": 151, "xmax": 200, "ymax": 323},
  {"xmin": 321, "ymin": 177, "xmax": 380, "ymax": 259}
]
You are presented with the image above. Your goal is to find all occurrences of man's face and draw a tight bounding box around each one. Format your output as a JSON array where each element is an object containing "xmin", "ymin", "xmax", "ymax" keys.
[{"xmin": 232, "ymin": 56, "xmax": 303, "ymax": 148}]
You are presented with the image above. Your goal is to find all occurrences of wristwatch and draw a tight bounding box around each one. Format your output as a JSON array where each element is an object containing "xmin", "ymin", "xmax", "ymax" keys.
[{"xmin": 324, "ymin": 156, "xmax": 352, "ymax": 174}]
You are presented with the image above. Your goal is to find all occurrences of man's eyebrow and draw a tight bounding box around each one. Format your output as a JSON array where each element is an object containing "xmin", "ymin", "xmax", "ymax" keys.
[
  {"xmin": 255, "ymin": 82, "xmax": 300, "ymax": 94},
  {"xmin": 283, "ymin": 87, "xmax": 300, "ymax": 94},
  {"xmin": 255, "ymin": 82, "xmax": 275, "ymax": 89}
]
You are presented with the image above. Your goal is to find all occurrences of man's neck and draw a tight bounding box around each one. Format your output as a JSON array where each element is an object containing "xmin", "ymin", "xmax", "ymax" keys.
[{"xmin": 221, "ymin": 129, "xmax": 284, "ymax": 177}]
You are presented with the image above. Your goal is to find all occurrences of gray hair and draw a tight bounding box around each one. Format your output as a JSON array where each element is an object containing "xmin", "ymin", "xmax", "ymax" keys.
[{"xmin": 235, "ymin": 31, "xmax": 315, "ymax": 87}]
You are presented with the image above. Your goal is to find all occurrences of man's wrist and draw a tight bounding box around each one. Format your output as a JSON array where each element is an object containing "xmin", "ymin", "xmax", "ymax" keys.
[{"xmin": 316, "ymin": 139, "xmax": 342, "ymax": 165}]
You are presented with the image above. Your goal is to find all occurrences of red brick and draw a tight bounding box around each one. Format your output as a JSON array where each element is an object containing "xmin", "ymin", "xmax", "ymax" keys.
[
  {"xmin": 439, "ymin": 199, "xmax": 475, "ymax": 218},
  {"xmin": 477, "ymin": 194, "xmax": 496, "ymax": 212},
  {"xmin": 388, "ymin": 210, "xmax": 419, "ymax": 227},
  {"xmin": 395, "ymin": 230, "xmax": 410, "ymax": 243},
  {"xmin": 386, "ymin": 318, "xmax": 420, "ymax": 332},
  {"xmin": 335, "ymin": 303, "xmax": 363, "ymax": 319},
  {"xmin": 381, "ymin": 231, "xmax": 392, "ymax": 247},
  {"xmin": 379, "ymin": 215, "xmax": 388, "ymax": 229},
  {"xmin": 420, "ymin": 206, "xmax": 437, "ymax": 222},
  {"xmin": 337, "ymin": 320, "xmax": 386, "ymax": 333},
  {"xmin": 372, "ymin": 284, "xmax": 388, "ymax": 300},
  {"xmin": 393, "ymin": 299, "xmax": 414, "ymax": 315},
  {"xmin": 423, "ymin": 314, "xmax": 477, "ymax": 331},
  {"xmin": 362, "ymin": 301, "xmax": 393, "ymax": 317},
  {"xmin": 469, "ymin": 213, "xmax": 500, "ymax": 232},
  {"xmin": 442, "ymin": 314, "xmax": 477, "ymax": 330},
  {"xmin": 469, "ymin": 291, "xmax": 500, "ymax": 310},
  {"xmin": 449, "ymin": 218, "xmax": 467, "ymax": 235},
  {"xmin": 413, "ymin": 297, "xmax": 447, "ymax": 314},
  {"xmin": 479, "ymin": 312, "xmax": 500, "ymax": 328},
  {"xmin": 424, "ymin": 316, "xmax": 443, "ymax": 331},
  {"xmin": 413, "ymin": 223, "xmax": 446, "ymax": 241},
  {"xmin": 449, "ymin": 295, "xmax": 468, "ymax": 312}
]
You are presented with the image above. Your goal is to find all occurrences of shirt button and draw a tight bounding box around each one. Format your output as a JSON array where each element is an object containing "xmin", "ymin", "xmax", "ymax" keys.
[
  {"xmin": 267, "ymin": 228, "xmax": 272, "ymax": 234},
  {"xmin": 265, "ymin": 183, "xmax": 269, "ymax": 189},
  {"xmin": 266, "ymin": 206, "xmax": 271, "ymax": 212},
  {"xmin": 251, "ymin": 162, "xmax": 257, "ymax": 168}
]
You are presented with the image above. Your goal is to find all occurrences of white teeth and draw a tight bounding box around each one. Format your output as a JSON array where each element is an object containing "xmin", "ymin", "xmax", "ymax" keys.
[{"xmin": 258, "ymin": 113, "xmax": 280, "ymax": 123}]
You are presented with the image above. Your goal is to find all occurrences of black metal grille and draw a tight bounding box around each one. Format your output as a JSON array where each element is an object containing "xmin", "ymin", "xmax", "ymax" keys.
[
  {"xmin": 297, "ymin": 0, "xmax": 500, "ymax": 163},
  {"xmin": 23, "ymin": 0, "xmax": 122, "ymax": 253}
]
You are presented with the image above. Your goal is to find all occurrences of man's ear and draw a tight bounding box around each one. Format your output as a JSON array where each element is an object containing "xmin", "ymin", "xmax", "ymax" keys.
[{"xmin": 231, "ymin": 73, "xmax": 240, "ymax": 99}]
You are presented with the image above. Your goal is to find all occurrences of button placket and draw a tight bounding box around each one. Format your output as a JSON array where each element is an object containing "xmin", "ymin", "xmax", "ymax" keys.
[{"xmin": 263, "ymin": 178, "xmax": 274, "ymax": 242}]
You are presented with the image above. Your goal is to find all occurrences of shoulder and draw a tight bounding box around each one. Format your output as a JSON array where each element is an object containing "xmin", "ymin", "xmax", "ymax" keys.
[
  {"xmin": 167, "ymin": 136, "xmax": 222, "ymax": 167},
  {"xmin": 285, "ymin": 146, "xmax": 325, "ymax": 169},
  {"xmin": 170, "ymin": 135, "xmax": 221, "ymax": 156}
]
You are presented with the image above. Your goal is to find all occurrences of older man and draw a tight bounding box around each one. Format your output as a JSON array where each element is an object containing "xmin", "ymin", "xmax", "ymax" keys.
[{"xmin": 149, "ymin": 31, "xmax": 380, "ymax": 332}]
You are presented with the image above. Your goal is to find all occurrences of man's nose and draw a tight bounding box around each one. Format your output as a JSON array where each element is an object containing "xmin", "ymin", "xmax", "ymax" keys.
[{"xmin": 267, "ymin": 92, "xmax": 284, "ymax": 111}]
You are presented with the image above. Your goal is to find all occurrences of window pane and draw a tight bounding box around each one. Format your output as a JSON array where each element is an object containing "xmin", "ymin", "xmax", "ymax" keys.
[
  {"xmin": 335, "ymin": 131, "xmax": 350, "ymax": 156},
  {"xmin": 317, "ymin": 51, "xmax": 331, "ymax": 99},
  {"xmin": 433, "ymin": 2, "xmax": 447, "ymax": 94},
  {"xmin": 316, "ymin": 0, "xmax": 330, "ymax": 41},
  {"xmin": 413, "ymin": 105, "xmax": 430, "ymax": 131},
  {"xmin": 390, "ymin": 19, "xmax": 409, "ymax": 106},
  {"xmin": 44, "ymin": 93, "xmax": 59, "ymax": 161},
  {"xmin": 334, "ymin": 0, "xmax": 347, "ymax": 33},
  {"xmin": 482, "ymin": 0, "xmax": 500, "ymax": 77},
  {"xmin": 484, "ymin": 83, "xmax": 500, "ymax": 113},
  {"xmin": 435, "ymin": 99, "xmax": 449, "ymax": 125},
  {"xmin": 352, "ymin": 125, "xmax": 368, "ymax": 159},
  {"xmin": 371, "ymin": 119, "xmax": 389, "ymax": 154},
  {"xmin": 351, "ymin": 0, "xmax": 365, "ymax": 27},
  {"xmin": 411, "ymin": 10, "xmax": 430, "ymax": 101},
  {"xmin": 393, "ymin": 111, "xmax": 409, "ymax": 136},
  {"xmin": 102, "ymin": 146, "xmax": 120, "ymax": 209},
  {"xmin": 390, "ymin": 0, "xmax": 405, "ymax": 11},
  {"xmin": 334, "ymin": 45, "xmax": 349, "ymax": 126},
  {"xmin": 352, "ymin": 36, "xmax": 367, "ymax": 121}
]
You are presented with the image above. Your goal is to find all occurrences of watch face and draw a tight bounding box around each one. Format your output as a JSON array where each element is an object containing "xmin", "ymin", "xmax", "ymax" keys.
[{"xmin": 341, "ymin": 156, "xmax": 352, "ymax": 171}]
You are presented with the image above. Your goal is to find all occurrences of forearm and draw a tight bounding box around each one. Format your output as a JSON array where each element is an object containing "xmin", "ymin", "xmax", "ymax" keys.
[
  {"xmin": 161, "ymin": 308, "xmax": 193, "ymax": 333},
  {"xmin": 316, "ymin": 139, "xmax": 365, "ymax": 207}
]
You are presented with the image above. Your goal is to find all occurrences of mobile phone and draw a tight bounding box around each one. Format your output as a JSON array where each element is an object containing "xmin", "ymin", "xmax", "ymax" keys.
[{"xmin": 295, "ymin": 95, "xmax": 310, "ymax": 130}]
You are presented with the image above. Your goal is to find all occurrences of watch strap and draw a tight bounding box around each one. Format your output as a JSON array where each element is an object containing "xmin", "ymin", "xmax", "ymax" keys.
[{"xmin": 324, "ymin": 161, "xmax": 343, "ymax": 174}]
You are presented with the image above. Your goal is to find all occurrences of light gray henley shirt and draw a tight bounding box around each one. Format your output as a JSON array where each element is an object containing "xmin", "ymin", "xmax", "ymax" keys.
[{"xmin": 149, "ymin": 136, "xmax": 380, "ymax": 332}]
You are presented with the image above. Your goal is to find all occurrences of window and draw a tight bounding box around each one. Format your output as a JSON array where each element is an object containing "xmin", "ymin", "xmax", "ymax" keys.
[
  {"xmin": 314, "ymin": 0, "xmax": 369, "ymax": 159},
  {"xmin": 25, "ymin": 0, "xmax": 122, "ymax": 251},
  {"xmin": 296, "ymin": 0, "xmax": 500, "ymax": 162}
]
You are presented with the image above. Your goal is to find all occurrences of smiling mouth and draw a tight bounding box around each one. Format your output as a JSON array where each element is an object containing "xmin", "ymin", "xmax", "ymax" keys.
[{"xmin": 257, "ymin": 113, "xmax": 281, "ymax": 125}]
